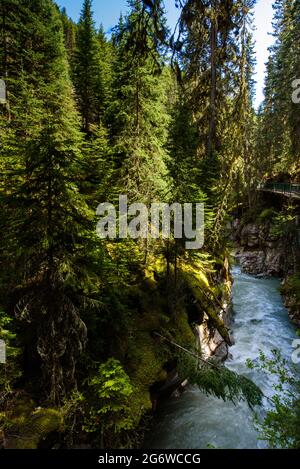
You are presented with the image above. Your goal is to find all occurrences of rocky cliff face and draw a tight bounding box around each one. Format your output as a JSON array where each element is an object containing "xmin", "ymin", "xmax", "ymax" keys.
[
  {"xmin": 233, "ymin": 220, "xmax": 285, "ymax": 277},
  {"xmin": 196, "ymin": 296, "xmax": 232, "ymax": 363}
]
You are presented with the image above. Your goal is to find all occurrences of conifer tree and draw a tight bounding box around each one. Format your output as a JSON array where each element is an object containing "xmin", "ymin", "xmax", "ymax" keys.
[
  {"xmin": 0, "ymin": 0, "xmax": 101, "ymax": 404},
  {"xmin": 259, "ymin": 0, "xmax": 300, "ymax": 180},
  {"xmin": 109, "ymin": 1, "xmax": 171, "ymax": 206},
  {"xmin": 168, "ymin": 0, "xmax": 257, "ymax": 245},
  {"xmin": 73, "ymin": 0, "xmax": 104, "ymax": 134},
  {"xmin": 97, "ymin": 25, "xmax": 114, "ymax": 120},
  {"xmin": 61, "ymin": 7, "xmax": 78, "ymax": 61}
]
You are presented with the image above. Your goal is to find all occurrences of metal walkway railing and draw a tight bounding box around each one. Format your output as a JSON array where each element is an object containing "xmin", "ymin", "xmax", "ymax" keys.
[{"xmin": 258, "ymin": 182, "xmax": 300, "ymax": 199}]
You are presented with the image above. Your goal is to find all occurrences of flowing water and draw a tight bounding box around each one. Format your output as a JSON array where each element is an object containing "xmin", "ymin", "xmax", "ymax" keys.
[{"xmin": 146, "ymin": 266, "xmax": 297, "ymax": 449}]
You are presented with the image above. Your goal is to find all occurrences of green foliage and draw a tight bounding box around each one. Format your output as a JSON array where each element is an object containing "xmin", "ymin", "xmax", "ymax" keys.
[
  {"xmin": 173, "ymin": 0, "xmax": 258, "ymax": 224},
  {"xmin": 60, "ymin": 7, "xmax": 77, "ymax": 60},
  {"xmin": 256, "ymin": 208, "xmax": 277, "ymax": 225},
  {"xmin": 80, "ymin": 123, "xmax": 112, "ymax": 205},
  {"xmin": 177, "ymin": 352, "xmax": 263, "ymax": 409},
  {"xmin": 108, "ymin": 2, "xmax": 171, "ymax": 206},
  {"xmin": 280, "ymin": 274, "xmax": 300, "ymax": 302},
  {"xmin": 84, "ymin": 359, "xmax": 135, "ymax": 443},
  {"xmin": 270, "ymin": 209, "xmax": 298, "ymax": 238},
  {"xmin": 0, "ymin": 0, "xmax": 103, "ymax": 404},
  {"xmin": 247, "ymin": 350, "xmax": 300, "ymax": 449}
]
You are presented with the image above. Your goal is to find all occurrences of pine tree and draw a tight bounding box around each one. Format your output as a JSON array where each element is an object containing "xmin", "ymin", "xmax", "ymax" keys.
[
  {"xmin": 258, "ymin": 0, "xmax": 300, "ymax": 181},
  {"xmin": 97, "ymin": 25, "xmax": 114, "ymax": 120},
  {"xmin": 168, "ymin": 95, "xmax": 204, "ymax": 206},
  {"xmin": 174, "ymin": 0, "xmax": 238, "ymax": 187},
  {"xmin": 81, "ymin": 123, "xmax": 112, "ymax": 206},
  {"xmin": 0, "ymin": 0, "xmax": 102, "ymax": 404},
  {"xmin": 230, "ymin": 0, "xmax": 258, "ymax": 208},
  {"xmin": 109, "ymin": 1, "xmax": 171, "ymax": 206},
  {"xmin": 73, "ymin": 0, "xmax": 104, "ymax": 134},
  {"xmin": 60, "ymin": 7, "xmax": 77, "ymax": 61}
]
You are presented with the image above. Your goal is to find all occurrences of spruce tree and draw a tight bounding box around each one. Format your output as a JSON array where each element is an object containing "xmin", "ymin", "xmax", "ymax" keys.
[
  {"xmin": 0, "ymin": 0, "xmax": 101, "ymax": 404},
  {"xmin": 73, "ymin": 0, "xmax": 104, "ymax": 134},
  {"xmin": 97, "ymin": 25, "xmax": 113, "ymax": 121},
  {"xmin": 109, "ymin": 1, "xmax": 171, "ymax": 206},
  {"xmin": 61, "ymin": 7, "xmax": 78, "ymax": 61},
  {"xmin": 258, "ymin": 0, "xmax": 300, "ymax": 181}
]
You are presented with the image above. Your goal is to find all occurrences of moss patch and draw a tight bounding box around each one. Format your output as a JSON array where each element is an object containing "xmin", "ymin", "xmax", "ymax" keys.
[
  {"xmin": 179, "ymin": 259, "xmax": 231, "ymax": 344},
  {"xmin": 4, "ymin": 396, "xmax": 63, "ymax": 449}
]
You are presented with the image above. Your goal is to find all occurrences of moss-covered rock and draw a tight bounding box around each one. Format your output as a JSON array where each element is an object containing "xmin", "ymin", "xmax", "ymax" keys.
[
  {"xmin": 124, "ymin": 253, "xmax": 232, "ymax": 423},
  {"xmin": 180, "ymin": 259, "xmax": 231, "ymax": 345},
  {"xmin": 125, "ymin": 307, "xmax": 171, "ymax": 420},
  {"xmin": 4, "ymin": 396, "xmax": 63, "ymax": 449}
]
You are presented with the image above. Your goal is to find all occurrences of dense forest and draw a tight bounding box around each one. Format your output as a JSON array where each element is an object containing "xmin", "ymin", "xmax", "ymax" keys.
[{"xmin": 0, "ymin": 0, "xmax": 299, "ymax": 450}]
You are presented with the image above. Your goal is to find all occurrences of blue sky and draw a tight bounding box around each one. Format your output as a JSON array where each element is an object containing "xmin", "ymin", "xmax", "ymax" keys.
[
  {"xmin": 58, "ymin": 0, "xmax": 275, "ymax": 109},
  {"xmin": 253, "ymin": 0, "xmax": 274, "ymax": 108}
]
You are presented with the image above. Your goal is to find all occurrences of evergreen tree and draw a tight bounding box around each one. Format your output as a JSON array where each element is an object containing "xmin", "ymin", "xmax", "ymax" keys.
[
  {"xmin": 60, "ymin": 7, "xmax": 78, "ymax": 61},
  {"xmin": 73, "ymin": 0, "xmax": 104, "ymax": 134},
  {"xmin": 230, "ymin": 0, "xmax": 258, "ymax": 208},
  {"xmin": 109, "ymin": 1, "xmax": 171, "ymax": 206},
  {"xmin": 81, "ymin": 123, "xmax": 112, "ymax": 206},
  {"xmin": 0, "ymin": 0, "xmax": 101, "ymax": 404},
  {"xmin": 258, "ymin": 0, "xmax": 300, "ymax": 181},
  {"xmin": 97, "ymin": 25, "xmax": 114, "ymax": 120}
]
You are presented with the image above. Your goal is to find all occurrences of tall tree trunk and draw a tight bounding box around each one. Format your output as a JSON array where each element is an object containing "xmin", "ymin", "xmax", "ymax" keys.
[
  {"xmin": 208, "ymin": 0, "xmax": 217, "ymax": 158},
  {"xmin": 1, "ymin": 5, "xmax": 11, "ymax": 121},
  {"xmin": 136, "ymin": 76, "xmax": 140, "ymax": 136}
]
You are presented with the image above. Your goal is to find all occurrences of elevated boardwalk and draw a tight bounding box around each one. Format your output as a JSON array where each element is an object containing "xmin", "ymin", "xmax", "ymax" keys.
[{"xmin": 258, "ymin": 183, "xmax": 300, "ymax": 200}]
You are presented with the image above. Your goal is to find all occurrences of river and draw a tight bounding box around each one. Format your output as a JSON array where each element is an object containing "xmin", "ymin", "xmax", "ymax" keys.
[{"xmin": 146, "ymin": 266, "xmax": 297, "ymax": 449}]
